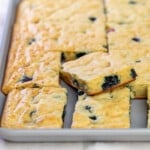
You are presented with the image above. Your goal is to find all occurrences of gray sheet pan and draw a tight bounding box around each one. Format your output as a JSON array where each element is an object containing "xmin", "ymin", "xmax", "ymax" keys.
[{"xmin": 0, "ymin": 0, "xmax": 149, "ymax": 142}]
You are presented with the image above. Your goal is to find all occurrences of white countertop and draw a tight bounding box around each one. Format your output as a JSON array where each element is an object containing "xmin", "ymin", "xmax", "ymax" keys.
[
  {"xmin": 1, "ymin": 140, "xmax": 150, "ymax": 150},
  {"xmin": 0, "ymin": 0, "xmax": 150, "ymax": 149}
]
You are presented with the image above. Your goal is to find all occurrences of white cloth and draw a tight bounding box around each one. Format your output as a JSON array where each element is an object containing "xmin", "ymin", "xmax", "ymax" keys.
[{"xmin": 1, "ymin": 139, "xmax": 150, "ymax": 150}]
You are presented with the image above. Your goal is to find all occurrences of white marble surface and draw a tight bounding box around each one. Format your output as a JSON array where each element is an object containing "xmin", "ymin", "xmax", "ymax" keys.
[{"xmin": 1, "ymin": 0, "xmax": 150, "ymax": 149}]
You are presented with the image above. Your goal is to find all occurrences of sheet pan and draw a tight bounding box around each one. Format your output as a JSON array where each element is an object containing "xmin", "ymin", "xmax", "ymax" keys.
[{"xmin": 0, "ymin": 0, "xmax": 149, "ymax": 142}]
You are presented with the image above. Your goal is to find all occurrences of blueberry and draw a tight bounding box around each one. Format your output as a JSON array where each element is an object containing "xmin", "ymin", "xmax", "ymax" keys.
[
  {"xmin": 130, "ymin": 69, "xmax": 137, "ymax": 78},
  {"xmin": 132, "ymin": 37, "xmax": 140, "ymax": 42},
  {"xmin": 28, "ymin": 42, "xmax": 32, "ymax": 45},
  {"xmin": 72, "ymin": 79, "xmax": 79, "ymax": 87},
  {"xmin": 78, "ymin": 90, "xmax": 84, "ymax": 96},
  {"xmin": 89, "ymin": 115, "xmax": 97, "ymax": 121},
  {"xmin": 32, "ymin": 38, "xmax": 36, "ymax": 42},
  {"xmin": 88, "ymin": 17, "xmax": 97, "ymax": 22},
  {"xmin": 85, "ymin": 105, "xmax": 92, "ymax": 113},
  {"xmin": 102, "ymin": 75, "xmax": 120, "ymax": 90},
  {"xmin": 135, "ymin": 60, "xmax": 141, "ymax": 63},
  {"xmin": 76, "ymin": 52, "xmax": 86, "ymax": 58},
  {"xmin": 129, "ymin": 1, "xmax": 137, "ymax": 4},
  {"xmin": 19, "ymin": 75, "xmax": 32, "ymax": 83},
  {"xmin": 105, "ymin": 75, "xmax": 119, "ymax": 83},
  {"xmin": 28, "ymin": 38, "xmax": 36, "ymax": 45},
  {"xmin": 102, "ymin": 83, "xmax": 109, "ymax": 90}
]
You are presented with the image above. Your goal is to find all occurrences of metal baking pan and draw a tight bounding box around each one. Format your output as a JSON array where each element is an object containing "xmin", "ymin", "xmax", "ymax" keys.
[{"xmin": 0, "ymin": 0, "xmax": 149, "ymax": 142}]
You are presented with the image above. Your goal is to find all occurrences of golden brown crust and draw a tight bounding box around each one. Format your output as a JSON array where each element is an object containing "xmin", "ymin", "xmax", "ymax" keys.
[
  {"xmin": 72, "ymin": 87, "xmax": 130, "ymax": 128},
  {"xmin": 11, "ymin": 0, "xmax": 107, "ymax": 52},
  {"xmin": 61, "ymin": 52, "xmax": 137, "ymax": 95},
  {"xmin": 1, "ymin": 87, "xmax": 67, "ymax": 129},
  {"xmin": 110, "ymin": 50, "xmax": 150, "ymax": 99},
  {"xmin": 106, "ymin": 0, "xmax": 150, "ymax": 23},
  {"xmin": 61, "ymin": 71, "xmax": 135, "ymax": 96},
  {"xmin": 2, "ymin": 52, "xmax": 61, "ymax": 94},
  {"xmin": 107, "ymin": 23, "xmax": 150, "ymax": 51}
]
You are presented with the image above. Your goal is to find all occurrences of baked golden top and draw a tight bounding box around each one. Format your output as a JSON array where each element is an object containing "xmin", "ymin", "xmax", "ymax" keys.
[
  {"xmin": 61, "ymin": 52, "xmax": 137, "ymax": 95},
  {"xmin": 72, "ymin": 87, "xmax": 130, "ymax": 128},
  {"xmin": 109, "ymin": 49, "xmax": 150, "ymax": 62},
  {"xmin": 14, "ymin": 0, "xmax": 107, "ymax": 52},
  {"xmin": 1, "ymin": 87, "xmax": 67, "ymax": 129},
  {"xmin": 61, "ymin": 52, "xmax": 134, "ymax": 81},
  {"xmin": 110, "ymin": 50, "xmax": 150, "ymax": 98},
  {"xmin": 106, "ymin": 0, "xmax": 150, "ymax": 23},
  {"xmin": 3, "ymin": 52, "xmax": 61, "ymax": 94},
  {"xmin": 107, "ymin": 23, "xmax": 150, "ymax": 51},
  {"xmin": 129, "ymin": 56, "xmax": 150, "ymax": 86}
]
